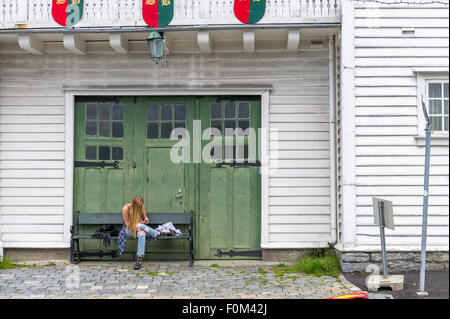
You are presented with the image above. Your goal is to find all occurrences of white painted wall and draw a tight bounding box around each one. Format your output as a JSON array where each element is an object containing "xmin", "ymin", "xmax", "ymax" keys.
[
  {"xmin": 0, "ymin": 35, "xmax": 334, "ymax": 249},
  {"xmin": 338, "ymin": 0, "xmax": 449, "ymax": 252}
]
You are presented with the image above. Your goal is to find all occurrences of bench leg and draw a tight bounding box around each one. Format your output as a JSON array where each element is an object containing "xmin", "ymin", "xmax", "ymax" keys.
[{"xmin": 189, "ymin": 237, "xmax": 194, "ymax": 267}]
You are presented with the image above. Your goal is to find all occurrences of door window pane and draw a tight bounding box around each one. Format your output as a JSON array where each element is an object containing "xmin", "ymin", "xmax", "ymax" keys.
[
  {"xmin": 174, "ymin": 122, "xmax": 186, "ymax": 138},
  {"xmin": 99, "ymin": 121, "xmax": 110, "ymax": 137},
  {"xmin": 99, "ymin": 104, "xmax": 111, "ymax": 120},
  {"xmin": 86, "ymin": 104, "xmax": 97, "ymax": 120},
  {"xmin": 445, "ymin": 117, "xmax": 449, "ymax": 131},
  {"xmin": 99, "ymin": 146, "xmax": 110, "ymax": 160},
  {"xmin": 225, "ymin": 120, "xmax": 236, "ymax": 136},
  {"xmin": 238, "ymin": 120, "xmax": 250, "ymax": 135},
  {"xmin": 211, "ymin": 121, "xmax": 222, "ymax": 136},
  {"xmin": 147, "ymin": 123, "xmax": 159, "ymax": 139},
  {"xmin": 113, "ymin": 104, "xmax": 124, "ymax": 121},
  {"xmin": 225, "ymin": 103, "xmax": 236, "ymax": 118},
  {"xmin": 147, "ymin": 105, "xmax": 159, "ymax": 121},
  {"xmin": 175, "ymin": 104, "xmax": 186, "ymax": 120},
  {"xmin": 112, "ymin": 147, "xmax": 124, "ymax": 161},
  {"xmin": 239, "ymin": 103, "xmax": 250, "ymax": 118},
  {"xmin": 112, "ymin": 122, "xmax": 124, "ymax": 138},
  {"xmin": 445, "ymin": 100, "xmax": 449, "ymax": 115},
  {"xmin": 161, "ymin": 122, "xmax": 173, "ymax": 138},
  {"xmin": 86, "ymin": 122, "xmax": 97, "ymax": 137},
  {"xmin": 161, "ymin": 104, "xmax": 172, "ymax": 121},
  {"xmin": 211, "ymin": 103, "xmax": 222, "ymax": 119},
  {"xmin": 85, "ymin": 146, "xmax": 97, "ymax": 160},
  {"xmin": 444, "ymin": 83, "xmax": 449, "ymax": 98}
]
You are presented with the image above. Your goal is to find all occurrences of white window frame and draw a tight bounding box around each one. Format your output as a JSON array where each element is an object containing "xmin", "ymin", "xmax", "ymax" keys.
[{"xmin": 416, "ymin": 71, "xmax": 449, "ymax": 138}]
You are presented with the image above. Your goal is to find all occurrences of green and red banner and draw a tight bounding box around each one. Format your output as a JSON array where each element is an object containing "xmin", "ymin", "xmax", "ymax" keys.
[
  {"xmin": 52, "ymin": 0, "xmax": 84, "ymax": 27},
  {"xmin": 234, "ymin": 0, "xmax": 266, "ymax": 24},
  {"xmin": 142, "ymin": 0, "xmax": 174, "ymax": 28}
]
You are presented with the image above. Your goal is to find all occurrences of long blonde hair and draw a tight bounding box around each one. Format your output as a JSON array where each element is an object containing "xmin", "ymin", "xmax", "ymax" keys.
[{"xmin": 127, "ymin": 196, "xmax": 144, "ymax": 238}]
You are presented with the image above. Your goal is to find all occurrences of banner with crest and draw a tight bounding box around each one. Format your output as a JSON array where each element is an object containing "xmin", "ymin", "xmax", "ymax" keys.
[
  {"xmin": 52, "ymin": 0, "xmax": 84, "ymax": 27},
  {"xmin": 234, "ymin": 0, "xmax": 266, "ymax": 24},
  {"xmin": 142, "ymin": 0, "xmax": 174, "ymax": 28}
]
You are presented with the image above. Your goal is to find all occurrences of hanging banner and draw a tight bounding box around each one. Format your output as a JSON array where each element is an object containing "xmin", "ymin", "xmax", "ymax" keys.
[
  {"xmin": 142, "ymin": 0, "xmax": 174, "ymax": 28},
  {"xmin": 52, "ymin": 0, "xmax": 84, "ymax": 27},
  {"xmin": 234, "ymin": 0, "xmax": 266, "ymax": 24}
]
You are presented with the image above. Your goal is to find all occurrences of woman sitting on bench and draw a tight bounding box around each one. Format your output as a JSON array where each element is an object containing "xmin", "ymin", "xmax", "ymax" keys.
[{"xmin": 122, "ymin": 196, "xmax": 161, "ymax": 270}]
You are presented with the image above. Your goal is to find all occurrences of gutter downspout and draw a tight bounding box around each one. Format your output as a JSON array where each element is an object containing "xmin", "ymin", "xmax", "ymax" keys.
[
  {"xmin": 329, "ymin": 35, "xmax": 338, "ymax": 246},
  {"xmin": 0, "ymin": 23, "xmax": 341, "ymax": 35}
]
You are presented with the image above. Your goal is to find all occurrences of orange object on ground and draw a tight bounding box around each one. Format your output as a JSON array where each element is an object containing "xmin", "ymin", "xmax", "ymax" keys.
[{"xmin": 326, "ymin": 292, "xmax": 368, "ymax": 299}]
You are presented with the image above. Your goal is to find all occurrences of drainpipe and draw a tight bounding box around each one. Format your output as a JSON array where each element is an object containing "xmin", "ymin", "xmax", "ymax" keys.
[
  {"xmin": 329, "ymin": 35, "xmax": 338, "ymax": 246},
  {"xmin": 0, "ymin": 210, "xmax": 3, "ymax": 261}
]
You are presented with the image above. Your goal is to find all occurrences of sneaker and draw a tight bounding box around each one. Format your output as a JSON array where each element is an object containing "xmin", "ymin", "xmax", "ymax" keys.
[{"xmin": 134, "ymin": 255, "xmax": 143, "ymax": 270}]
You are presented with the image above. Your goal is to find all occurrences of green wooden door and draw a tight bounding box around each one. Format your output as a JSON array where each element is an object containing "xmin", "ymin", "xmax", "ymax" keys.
[
  {"xmin": 197, "ymin": 97, "xmax": 262, "ymax": 259},
  {"xmin": 74, "ymin": 95, "xmax": 261, "ymax": 260}
]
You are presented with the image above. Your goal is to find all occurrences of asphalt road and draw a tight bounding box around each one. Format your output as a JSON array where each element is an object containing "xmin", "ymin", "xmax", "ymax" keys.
[{"xmin": 344, "ymin": 271, "xmax": 449, "ymax": 299}]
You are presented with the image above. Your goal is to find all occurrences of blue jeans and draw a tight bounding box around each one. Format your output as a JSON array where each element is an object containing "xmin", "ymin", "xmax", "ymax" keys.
[{"xmin": 125, "ymin": 224, "xmax": 158, "ymax": 256}]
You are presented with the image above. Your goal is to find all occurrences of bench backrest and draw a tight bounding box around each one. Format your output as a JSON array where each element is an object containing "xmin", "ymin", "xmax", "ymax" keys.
[{"xmin": 77, "ymin": 212, "xmax": 191, "ymax": 225}]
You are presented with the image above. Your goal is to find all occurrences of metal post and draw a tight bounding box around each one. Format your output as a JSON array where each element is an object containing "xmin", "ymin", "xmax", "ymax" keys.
[
  {"xmin": 419, "ymin": 119, "xmax": 432, "ymax": 295},
  {"xmin": 378, "ymin": 201, "xmax": 388, "ymax": 278}
]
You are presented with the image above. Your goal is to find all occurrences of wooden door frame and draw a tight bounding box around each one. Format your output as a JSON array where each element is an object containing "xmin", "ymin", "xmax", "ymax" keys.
[{"xmin": 63, "ymin": 88, "xmax": 271, "ymax": 252}]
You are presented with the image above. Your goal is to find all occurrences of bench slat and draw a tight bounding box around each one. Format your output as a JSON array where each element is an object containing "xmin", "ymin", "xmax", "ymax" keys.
[{"xmin": 77, "ymin": 212, "xmax": 190, "ymax": 225}]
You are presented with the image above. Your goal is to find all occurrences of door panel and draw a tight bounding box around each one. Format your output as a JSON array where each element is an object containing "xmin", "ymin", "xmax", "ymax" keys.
[
  {"xmin": 147, "ymin": 147, "xmax": 185, "ymax": 213},
  {"xmin": 198, "ymin": 97, "xmax": 262, "ymax": 259}
]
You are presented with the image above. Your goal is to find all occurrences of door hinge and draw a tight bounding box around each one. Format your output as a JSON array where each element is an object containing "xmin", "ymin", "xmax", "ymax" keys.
[
  {"xmin": 215, "ymin": 249, "xmax": 262, "ymax": 258},
  {"xmin": 75, "ymin": 161, "xmax": 120, "ymax": 169},
  {"xmin": 216, "ymin": 161, "xmax": 261, "ymax": 168}
]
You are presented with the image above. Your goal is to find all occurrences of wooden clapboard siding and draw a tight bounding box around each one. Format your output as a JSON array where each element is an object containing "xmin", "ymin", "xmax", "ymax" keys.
[
  {"xmin": 352, "ymin": 0, "xmax": 449, "ymax": 249},
  {"xmin": 0, "ymin": 39, "xmax": 333, "ymax": 248}
]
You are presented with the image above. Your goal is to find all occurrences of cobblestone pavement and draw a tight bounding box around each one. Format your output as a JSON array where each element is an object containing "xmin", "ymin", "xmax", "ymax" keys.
[{"xmin": 0, "ymin": 261, "xmax": 361, "ymax": 299}]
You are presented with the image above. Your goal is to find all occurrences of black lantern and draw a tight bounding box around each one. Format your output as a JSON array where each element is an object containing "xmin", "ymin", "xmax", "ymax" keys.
[{"xmin": 146, "ymin": 31, "xmax": 165, "ymax": 64}]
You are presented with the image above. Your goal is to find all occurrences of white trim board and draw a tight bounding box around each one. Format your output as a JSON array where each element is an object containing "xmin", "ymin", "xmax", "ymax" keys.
[{"xmin": 63, "ymin": 88, "xmax": 271, "ymax": 247}]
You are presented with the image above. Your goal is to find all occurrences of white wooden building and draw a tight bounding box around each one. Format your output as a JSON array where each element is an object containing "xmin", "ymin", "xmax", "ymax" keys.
[{"xmin": 0, "ymin": 0, "xmax": 448, "ymax": 268}]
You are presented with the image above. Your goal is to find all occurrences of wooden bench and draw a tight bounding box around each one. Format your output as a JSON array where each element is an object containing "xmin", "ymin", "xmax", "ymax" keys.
[{"xmin": 70, "ymin": 211, "xmax": 194, "ymax": 267}]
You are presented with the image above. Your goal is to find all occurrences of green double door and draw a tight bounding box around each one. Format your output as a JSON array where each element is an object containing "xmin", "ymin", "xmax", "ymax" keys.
[{"xmin": 74, "ymin": 96, "xmax": 261, "ymax": 259}]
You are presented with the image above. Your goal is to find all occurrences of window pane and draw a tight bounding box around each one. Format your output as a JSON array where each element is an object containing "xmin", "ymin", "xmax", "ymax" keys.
[
  {"xmin": 236, "ymin": 144, "xmax": 248, "ymax": 160},
  {"xmin": 99, "ymin": 121, "xmax": 110, "ymax": 137},
  {"xmin": 211, "ymin": 121, "xmax": 222, "ymax": 136},
  {"xmin": 161, "ymin": 122, "xmax": 173, "ymax": 138},
  {"xmin": 444, "ymin": 83, "xmax": 449, "ymax": 98},
  {"xmin": 99, "ymin": 146, "xmax": 110, "ymax": 160},
  {"xmin": 175, "ymin": 104, "xmax": 186, "ymax": 120},
  {"xmin": 225, "ymin": 103, "xmax": 236, "ymax": 118},
  {"xmin": 112, "ymin": 147, "xmax": 124, "ymax": 161},
  {"xmin": 210, "ymin": 145, "xmax": 222, "ymax": 160},
  {"xmin": 225, "ymin": 120, "xmax": 236, "ymax": 136},
  {"xmin": 211, "ymin": 103, "xmax": 222, "ymax": 119},
  {"xmin": 239, "ymin": 103, "xmax": 250, "ymax": 118},
  {"xmin": 85, "ymin": 146, "xmax": 97, "ymax": 160},
  {"xmin": 429, "ymin": 100, "xmax": 442, "ymax": 114},
  {"xmin": 430, "ymin": 116, "xmax": 442, "ymax": 131},
  {"xmin": 224, "ymin": 145, "xmax": 234, "ymax": 160},
  {"xmin": 86, "ymin": 104, "xmax": 97, "ymax": 120},
  {"xmin": 113, "ymin": 104, "xmax": 124, "ymax": 121},
  {"xmin": 99, "ymin": 104, "xmax": 110, "ymax": 120},
  {"xmin": 444, "ymin": 116, "xmax": 449, "ymax": 131},
  {"xmin": 174, "ymin": 122, "xmax": 186, "ymax": 138},
  {"xmin": 112, "ymin": 122, "xmax": 124, "ymax": 138},
  {"xmin": 86, "ymin": 121, "xmax": 97, "ymax": 137},
  {"xmin": 429, "ymin": 83, "xmax": 442, "ymax": 98},
  {"xmin": 147, "ymin": 123, "xmax": 158, "ymax": 139},
  {"xmin": 445, "ymin": 100, "xmax": 449, "ymax": 115},
  {"xmin": 147, "ymin": 105, "xmax": 159, "ymax": 121},
  {"xmin": 161, "ymin": 104, "xmax": 172, "ymax": 121},
  {"xmin": 238, "ymin": 120, "xmax": 250, "ymax": 135}
]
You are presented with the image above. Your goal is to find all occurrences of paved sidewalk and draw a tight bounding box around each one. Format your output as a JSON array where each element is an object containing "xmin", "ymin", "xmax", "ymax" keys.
[{"xmin": 0, "ymin": 261, "xmax": 361, "ymax": 299}]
